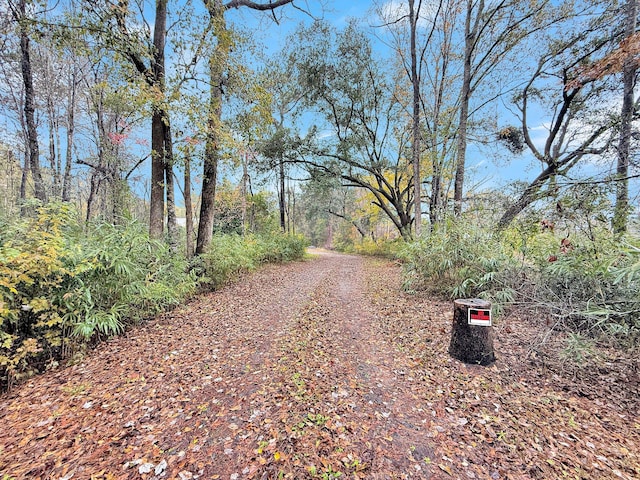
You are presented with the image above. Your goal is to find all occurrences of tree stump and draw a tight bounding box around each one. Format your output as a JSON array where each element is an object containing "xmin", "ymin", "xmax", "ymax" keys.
[{"xmin": 449, "ymin": 298, "xmax": 495, "ymax": 366}]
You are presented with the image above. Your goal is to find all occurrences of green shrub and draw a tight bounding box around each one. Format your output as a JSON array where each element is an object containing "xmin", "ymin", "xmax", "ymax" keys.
[
  {"xmin": 399, "ymin": 219, "xmax": 517, "ymax": 307},
  {"xmin": 198, "ymin": 232, "xmax": 307, "ymax": 288},
  {"xmin": 0, "ymin": 204, "xmax": 198, "ymax": 389},
  {"xmin": 398, "ymin": 211, "xmax": 640, "ymax": 347},
  {"xmin": 535, "ymin": 231, "xmax": 640, "ymax": 340},
  {"xmin": 1, "ymin": 203, "xmax": 78, "ymax": 386},
  {"xmin": 351, "ymin": 237, "xmax": 402, "ymax": 257}
]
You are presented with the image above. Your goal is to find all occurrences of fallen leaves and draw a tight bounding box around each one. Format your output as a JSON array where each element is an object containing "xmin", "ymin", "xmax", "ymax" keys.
[{"xmin": 0, "ymin": 253, "xmax": 637, "ymax": 479}]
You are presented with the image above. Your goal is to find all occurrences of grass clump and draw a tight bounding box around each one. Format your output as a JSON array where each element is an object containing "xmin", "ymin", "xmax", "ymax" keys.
[
  {"xmin": 197, "ymin": 232, "xmax": 307, "ymax": 288},
  {"xmin": 400, "ymin": 214, "xmax": 640, "ymax": 346},
  {"xmin": 399, "ymin": 219, "xmax": 517, "ymax": 307},
  {"xmin": 0, "ymin": 203, "xmax": 197, "ymax": 390}
]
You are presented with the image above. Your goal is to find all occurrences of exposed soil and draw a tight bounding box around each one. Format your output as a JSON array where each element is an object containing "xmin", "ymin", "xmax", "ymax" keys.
[{"xmin": 0, "ymin": 250, "xmax": 638, "ymax": 479}]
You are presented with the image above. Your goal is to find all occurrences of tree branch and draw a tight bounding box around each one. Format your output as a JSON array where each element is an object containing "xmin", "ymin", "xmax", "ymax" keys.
[{"xmin": 223, "ymin": 0, "xmax": 293, "ymax": 11}]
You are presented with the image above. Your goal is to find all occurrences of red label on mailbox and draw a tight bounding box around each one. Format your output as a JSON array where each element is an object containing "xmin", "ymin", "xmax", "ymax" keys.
[{"xmin": 468, "ymin": 308, "xmax": 492, "ymax": 326}]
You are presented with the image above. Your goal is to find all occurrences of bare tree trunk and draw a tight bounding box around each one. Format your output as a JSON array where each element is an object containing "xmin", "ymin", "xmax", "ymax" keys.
[
  {"xmin": 20, "ymin": 151, "xmax": 28, "ymax": 214},
  {"xmin": 291, "ymin": 185, "xmax": 296, "ymax": 235},
  {"xmin": 279, "ymin": 156, "xmax": 286, "ymax": 232},
  {"xmin": 184, "ymin": 151, "xmax": 195, "ymax": 258},
  {"xmin": 454, "ymin": 0, "xmax": 478, "ymax": 216},
  {"xmin": 86, "ymin": 173, "xmax": 100, "ymax": 223},
  {"xmin": 196, "ymin": 141, "xmax": 219, "ymax": 254},
  {"xmin": 149, "ymin": 0, "xmax": 168, "ymax": 239},
  {"xmin": 62, "ymin": 64, "xmax": 77, "ymax": 202},
  {"xmin": 46, "ymin": 95, "xmax": 60, "ymax": 198},
  {"xmin": 196, "ymin": 0, "xmax": 227, "ymax": 255},
  {"xmin": 612, "ymin": 0, "xmax": 638, "ymax": 234},
  {"xmin": 409, "ymin": 0, "xmax": 421, "ymax": 237},
  {"xmin": 164, "ymin": 121, "xmax": 177, "ymax": 248},
  {"xmin": 14, "ymin": 0, "xmax": 46, "ymax": 203},
  {"xmin": 241, "ymin": 151, "xmax": 248, "ymax": 236}
]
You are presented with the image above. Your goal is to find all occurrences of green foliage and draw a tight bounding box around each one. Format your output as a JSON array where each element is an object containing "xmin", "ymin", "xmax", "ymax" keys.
[
  {"xmin": 400, "ymin": 219, "xmax": 517, "ymax": 307},
  {"xmin": 198, "ymin": 232, "xmax": 307, "ymax": 288},
  {"xmin": 336, "ymin": 236, "xmax": 402, "ymax": 258},
  {"xmin": 0, "ymin": 204, "xmax": 197, "ymax": 390},
  {"xmin": 535, "ymin": 232, "xmax": 640, "ymax": 340},
  {"xmin": 400, "ymin": 212, "xmax": 640, "ymax": 346},
  {"xmin": 560, "ymin": 333, "xmax": 596, "ymax": 364},
  {"xmin": 0, "ymin": 204, "xmax": 306, "ymax": 390}
]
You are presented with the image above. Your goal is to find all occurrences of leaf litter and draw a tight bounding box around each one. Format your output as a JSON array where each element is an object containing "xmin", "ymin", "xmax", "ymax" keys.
[{"xmin": 0, "ymin": 250, "xmax": 637, "ymax": 479}]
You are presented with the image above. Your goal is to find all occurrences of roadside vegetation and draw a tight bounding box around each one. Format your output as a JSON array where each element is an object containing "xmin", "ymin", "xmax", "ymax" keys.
[
  {"xmin": 401, "ymin": 215, "xmax": 640, "ymax": 345},
  {"xmin": 0, "ymin": 203, "xmax": 306, "ymax": 391},
  {"xmin": 1, "ymin": 0, "xmax": 639, "ymax": 394}
]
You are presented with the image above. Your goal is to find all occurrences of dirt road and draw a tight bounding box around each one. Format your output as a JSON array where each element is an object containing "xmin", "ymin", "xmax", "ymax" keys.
[{"xmin": 1, "ymin": 251, "xmax": 638, "ymax": 479}]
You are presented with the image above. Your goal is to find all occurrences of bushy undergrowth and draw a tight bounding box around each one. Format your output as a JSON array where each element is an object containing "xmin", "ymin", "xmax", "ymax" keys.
[
  {"xmin": 0, "ymin": 204, "xmax": 307, "ymax": 390},
  {"xmin": 197, "ymin": 233, "xmax": 307, "ymax": 288},
  {"xmin": 535, "ymin": 232, "xmax": 640, "ymax": 343},
  {"xmin": 0, "ymin": 204, "xmax": 197, "ymax": 389},
  {"xmin": 399, "ymin": 220, "xmax": 518, "ymax": 308},
  {"xmin": 400, "ymin": 218, "xmax": 640, "ymax": 346},
  {"xmin": 337, "ymin": 236, "xmax": 402, "ymax": 257}
]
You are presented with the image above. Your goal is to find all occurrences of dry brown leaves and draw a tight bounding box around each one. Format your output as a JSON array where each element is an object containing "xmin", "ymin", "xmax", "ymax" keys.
[{"xmin": 0, "ymin": 250, "xmax": 638, "ymax": 480}]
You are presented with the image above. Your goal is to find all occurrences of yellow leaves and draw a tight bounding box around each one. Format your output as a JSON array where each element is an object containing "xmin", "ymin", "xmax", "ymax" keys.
[
  {"xmin": 438, "ymin": 463, "xmax": 453, "ymax": 475},
  {"xmin": 17, "ymin": 338, "xmax": 41, "ymax": 355},
  {"xmin": 36, "ymin": 312, "xmax": 63, "ymax": 329},
  {"xmin": 28, "ymin": 297, "xmax": 49, "ymax": 313}
]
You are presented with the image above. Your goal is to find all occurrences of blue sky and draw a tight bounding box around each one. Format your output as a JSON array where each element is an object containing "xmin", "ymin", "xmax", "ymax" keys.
[{"xmin": 227, "ymin": 0, "xmax": 540, "ymax": 190}]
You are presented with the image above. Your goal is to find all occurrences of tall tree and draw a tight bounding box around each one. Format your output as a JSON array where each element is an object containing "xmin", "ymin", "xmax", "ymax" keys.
[
  {"xmin": 81, "ymin": 0, "xmax": 177, "ymax": 238},
  {"xmin": 497, "ymin": 16, "xmax": 621, "ymax": 229},
  {"xmin": 9, "ymin": 0, "xmax": 47, "ymax": 203},
  {"xmin": 408, "ymin": 0, "xmax": 422, "ymax": 236},
  {"xmin": 452, "ymin": 0, "xmax": 555, "ymax": 215},
  {"xmin": 612, "ymin": 0, "xmax": 638, "ymax": 234},
  {"xmin": 150, "ymin": 0, "xmax": 170, "ymax": 240},
  {"xmin": 293, "ymin": 22, "xmax": 415, "ymax": 239},
  {"xmin": 196, "ymin": 0, "xmax": 227, "ymax": 255},
  {"xmin": 195, "ymin": 0, "xmax": 295, "ymax": 255},
  {"xmin": 375, "ymin": 0, "xmax": 450, "ymax": 230}
]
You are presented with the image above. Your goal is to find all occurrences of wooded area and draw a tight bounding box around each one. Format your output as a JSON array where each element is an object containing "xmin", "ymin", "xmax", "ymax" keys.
[
  {"xmin": 0, "ymin": 0, "xmax": 640, "ymax": 480},
  {"xmin": 2, "ymin": 0, "xmax": 638, "ymax": 243},
  {"xmin": 1, "ymin": 0, "xmax": 639, "ymax": 462}
]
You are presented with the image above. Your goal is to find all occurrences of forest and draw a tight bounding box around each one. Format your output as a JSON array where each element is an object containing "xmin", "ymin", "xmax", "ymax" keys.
[
  {"xmin": 1, "ymin": 1, "xmax": 639, "ymax": 478},
  {"xmin": 0, "ymin": 0, "xmax": 639, "ymax": 415}
]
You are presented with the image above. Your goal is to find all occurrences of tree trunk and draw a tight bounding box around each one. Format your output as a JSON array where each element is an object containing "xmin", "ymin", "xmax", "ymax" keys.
[
  {"xmin": 279, "ymin": 156, "xmax": 286, "ymax": 232},
  {"xmin": 86, "ymin": 173, "xmax": 100, "ymax": 223},
  {"xmin": 291, "ymin": 185, "xmax": 296, "ymax": 235},
  {"xmin": 196, "ymin": 0, "xmax": 228, "ymax": 255},
  {"xmin": 150, "ymin": 109, "xmax": 165, "ymax": 237},
  {"xmin": 164, "ymin": 121, "xmax": 177, "ymax": 249},
  {"xmin": 497, "ymin": 163, "xmax": 556, "ymax": 230},
  {"xmin": 62, "ymin": 64, "xmax": 77, "ymax": 202},
  {"xmin": 409, "ymin": 0, "xmax": 422, "ymax": 236},
  {"xmin": 16, "ymin": 0, "xmax": 46, "ymax": 203},
  {"xmin": 449, "ymin": 298, "xmax": 495, "ymax": 366},
  {"xmin": 453, "ymin": 0, "xmax": 477, "ymax": 216},
  {"xmin": 46, "ymin": 94, "xmax": 60, "ymax": 198},
  {"xmin": 20, "ymin": 151, "xmax": 28, "ymax": 214},
  {"xmin": 149, "ymin": 0, "xmax": 168, "ymax": 239},
  {"xmin": 612, "ymin": 0, "xmax": 638, "ymax": 234},
  {"xmin": 241, "ymin": 152, "xmax": 248, "ymax": 236},
  {"xmin": 430, "ymin": 167, "xmax": 442, "ymax": 227},
  {"xmin": 184, "ymin": 151, "xmax": 195, "ymax": 258}
]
